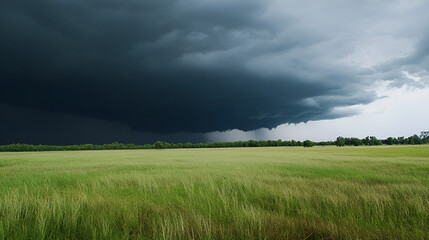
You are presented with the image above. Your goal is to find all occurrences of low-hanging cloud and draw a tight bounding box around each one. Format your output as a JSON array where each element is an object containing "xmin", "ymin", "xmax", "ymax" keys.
[{"xmin": 1, "ymin": 0, "xmax": 428, "ymax": 136}]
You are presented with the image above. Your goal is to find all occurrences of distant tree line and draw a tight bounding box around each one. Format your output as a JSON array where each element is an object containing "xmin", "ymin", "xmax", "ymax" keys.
[
  {"xmin": 0, "ymin": 140, "xmax": 305, "ymax": 152},
  {"xmin": 335, "ymin": 132, "xmax": 429, "ymax": 147},
  {"xmin": 0, "ymin": 132, "xmax": 428, "ymax": 152}
]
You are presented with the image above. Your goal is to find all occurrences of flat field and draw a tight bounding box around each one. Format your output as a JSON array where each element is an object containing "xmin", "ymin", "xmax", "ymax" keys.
[{"xmin": 1, "ymin": 146, "xmax": 429, "ymax": 239}]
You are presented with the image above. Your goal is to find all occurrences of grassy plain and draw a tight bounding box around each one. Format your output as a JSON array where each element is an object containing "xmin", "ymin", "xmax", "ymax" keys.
[{"xmin": 1, "ymin": 146, "xmax": 429, "ymax": 239}]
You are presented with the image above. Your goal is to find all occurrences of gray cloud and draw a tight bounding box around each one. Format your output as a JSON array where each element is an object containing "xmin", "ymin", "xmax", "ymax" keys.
[
  {"xmin": 1, "ymin": 0, "xmax": 428, "ymax": 143},
  {"xmin": 0, "ymin": 103, "xmax": 206, "ymax": 145}
]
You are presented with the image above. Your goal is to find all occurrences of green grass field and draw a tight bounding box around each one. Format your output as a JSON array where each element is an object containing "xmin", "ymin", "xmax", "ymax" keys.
[{"xmin": 1, "ymin": 146, "xmax": 429, "ymax": 239}]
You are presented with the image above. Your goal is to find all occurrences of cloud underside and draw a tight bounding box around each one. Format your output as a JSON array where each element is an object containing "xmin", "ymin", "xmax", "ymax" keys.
[{"xmin": 1, "ymin": 0, "xmax": 428, "ymax": 134}]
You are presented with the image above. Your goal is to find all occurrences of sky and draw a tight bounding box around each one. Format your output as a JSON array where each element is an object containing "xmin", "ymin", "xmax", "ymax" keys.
[{"xmin": 1, "ymin": 0, "xmax": 428, "ymax": 145}]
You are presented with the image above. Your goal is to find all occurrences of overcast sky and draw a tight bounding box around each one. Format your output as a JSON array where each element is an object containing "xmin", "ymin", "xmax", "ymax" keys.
[{"xmin": 1, "ymin": 0, "xmax": 428, "ymax": 144}]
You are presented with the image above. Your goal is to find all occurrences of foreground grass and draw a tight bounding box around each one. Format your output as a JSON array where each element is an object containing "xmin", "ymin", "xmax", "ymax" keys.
[{"xmin": 1, "ymin": 146, "xmax": 428, "ymax": 239}]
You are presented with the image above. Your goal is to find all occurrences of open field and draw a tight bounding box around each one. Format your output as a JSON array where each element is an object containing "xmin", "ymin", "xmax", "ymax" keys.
[{"xmin": 1, "ymin": 146, "xmax": 429, "ymax": 239}]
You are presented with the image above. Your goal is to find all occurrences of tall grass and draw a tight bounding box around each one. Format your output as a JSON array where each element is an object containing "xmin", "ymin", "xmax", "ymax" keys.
[{"xmin": 1, "ymin": 146, "xmax": 429, "ymax": 239}]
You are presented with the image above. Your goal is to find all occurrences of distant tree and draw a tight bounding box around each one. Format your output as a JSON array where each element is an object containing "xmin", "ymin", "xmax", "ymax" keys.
[
  {"xmin": 248, "ymin": 140, "xmax": 257, "ymax": 147},
  {"xmin": 336, "ymin": 137, "xmax": 345, "ymax": 147},
  {"xmin": 153, "ymin": 141, "xmax": 165, "ymax": 150},
  {"xmin": 303, "ymin": 140, "xmax": 315, "ymax": 148},
  {"xmin": 362, "ymin": 136, "xmax": 370, "ymax": 145},
  {"xmin": 369, "ymin": 136, "xmax": 382, "ymax": 145},
  {"xmin": 183, "ymin": 142, "xmax": 193, "ymax": 148},
  {"xmin": 350, "ymin": 138, "xmax": 362, "ymax": 146},
  {"xmin": 392, "ymin": 137, "xmax": 399, "ymax": 145},
  {"xmin": 407, "ymin": 134, "xmax": 421, "ymax": 145}
]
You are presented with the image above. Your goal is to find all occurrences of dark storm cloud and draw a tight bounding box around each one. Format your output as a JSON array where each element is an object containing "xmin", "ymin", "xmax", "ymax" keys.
[
  {"xmin": 1, "ymin": 0, "xmax": 428, "ymax": 139},
  {"xmin": 0, "ymin": 104, "xmax": 206, "ymax": 145}
]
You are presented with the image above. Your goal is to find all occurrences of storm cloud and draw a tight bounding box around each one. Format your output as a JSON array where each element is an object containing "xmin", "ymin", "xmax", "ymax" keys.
[{"xmin": 1, "ymin": 0, "xmax": 429, "ymax": 143}]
